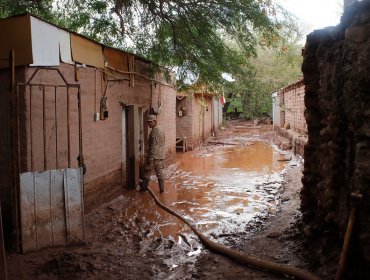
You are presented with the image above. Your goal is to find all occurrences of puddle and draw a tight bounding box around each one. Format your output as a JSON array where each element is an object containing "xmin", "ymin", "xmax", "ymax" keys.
[{"xmin": 121, "ymin": 141, "xmax": 289, "ymax": 240}]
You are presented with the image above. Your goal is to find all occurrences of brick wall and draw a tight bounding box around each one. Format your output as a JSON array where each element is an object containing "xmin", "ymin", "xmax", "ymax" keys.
[
  {"xmin": 176, "ymin": 93, "xmax": 216, "ymax": 150},
  {"xmin": 278, "ymin": 79, "xmax": 307, "ymax": 134},
  {"xmin": 19, "ymin": 63, "xmax": 176, "ymax": 212},
  {"xmin": 154, "ymin": 83, "xmax": 176, "ymax": 165},
  {"xmin": 191, "ymin": 95, "xmax": 213, "ymax": 149},
  {"xmin": 176, "ymin": 95, "xmax": 193, "ymax": 143}
]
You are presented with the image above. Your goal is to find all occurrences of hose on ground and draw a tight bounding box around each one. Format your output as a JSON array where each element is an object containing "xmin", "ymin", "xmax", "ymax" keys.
[{"xmin": 147, "ymin": 186, "xmax": 321, "ymax": 280}]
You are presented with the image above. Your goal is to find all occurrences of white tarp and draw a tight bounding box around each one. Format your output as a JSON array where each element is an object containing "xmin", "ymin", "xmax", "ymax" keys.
[
  {"xmin": 30, "ymin": 16, "xmax": 60, "ymax": 66},
  {"xmin": 59, "ymin": 29, "xmax": 74, "ymax": 64}
]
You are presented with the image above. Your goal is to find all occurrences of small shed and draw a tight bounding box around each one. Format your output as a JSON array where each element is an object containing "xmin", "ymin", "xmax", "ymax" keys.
[
  {"xmin": 0, "ymin": 14, "xmax": 176, "ymax": 253},
  {"xmin": 176, "ymin": 85, "xmax": 222, "ymax": 150}
]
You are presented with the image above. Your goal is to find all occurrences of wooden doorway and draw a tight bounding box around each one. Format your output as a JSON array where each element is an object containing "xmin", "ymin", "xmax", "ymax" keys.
[{"xmin": 123, "ymin": 105, "xmax": 144, "ymax": 189}]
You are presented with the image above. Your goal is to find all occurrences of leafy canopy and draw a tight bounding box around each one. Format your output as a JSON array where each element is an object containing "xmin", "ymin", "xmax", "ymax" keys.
[
  {"xmin": 0, "ymin": 0, "xmax": 292, "ymax": 84},
  {"xmin": 224, "ymin": 28, "xmax": 304, "ymax": 118}
]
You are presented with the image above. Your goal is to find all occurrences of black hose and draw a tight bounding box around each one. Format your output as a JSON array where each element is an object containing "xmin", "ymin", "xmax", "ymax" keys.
[{"xmin": 147, "ymin": 186, "xmax": 321, "ymax": 280}]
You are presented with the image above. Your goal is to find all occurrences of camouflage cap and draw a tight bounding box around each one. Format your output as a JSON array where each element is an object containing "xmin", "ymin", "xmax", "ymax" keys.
[{"xmin": 147, "ymin": 115, "xmax": 157, "ymax": 122}]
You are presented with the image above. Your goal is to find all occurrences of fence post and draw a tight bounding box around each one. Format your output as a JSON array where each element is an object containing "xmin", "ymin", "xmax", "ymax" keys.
[
  {"xmin": 9, "ymin": 49, "xmax": 20, "ymax": 252},
  {"xmin": 0, "ymin": 203, "xmax": 7, "ymax": 280}
]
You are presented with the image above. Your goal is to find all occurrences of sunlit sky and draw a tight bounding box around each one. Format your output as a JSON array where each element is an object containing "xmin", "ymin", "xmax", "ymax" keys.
[{"xmin": 278, "ymin": 0, "xmax": 343, "ymax": 33}]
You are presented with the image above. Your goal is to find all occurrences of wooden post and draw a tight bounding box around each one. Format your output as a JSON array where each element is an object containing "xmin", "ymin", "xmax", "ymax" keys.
[
  {"xmin": 9, "ymin": 49, "xmax": 20, "ymax": 252},
  {"xmin": 0, "ymin": 203, "xmax": 8, "ymax": 280}
]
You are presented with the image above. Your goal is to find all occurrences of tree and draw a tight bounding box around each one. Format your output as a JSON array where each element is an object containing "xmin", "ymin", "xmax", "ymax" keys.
[
  {"xmin": 0, "ymin": 0, "xmax": 54, "ymax": 19},
  {"xmin": 1, "ymin": 0, "xmax": 301, "ymax": 95},
  {"xmin": 224, "ymin": 21, "xmax": 304, "ymax": 119},
  {"xmin": 1, "ymin": 0, "xmax": 293, "ymax": 84}
]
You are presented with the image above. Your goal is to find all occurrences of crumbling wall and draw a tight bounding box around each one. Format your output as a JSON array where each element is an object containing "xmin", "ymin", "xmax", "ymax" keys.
[
  {"xmin": 301, "ymin": 1, "xmax": 370, "ymax": 278},
  {"xmin": 274, "ymin": 79, "xmax": 307, "ymax": 157},
  {"xmin": 281, "ymin": 79, "xmax": 307, "ymax": 134}
]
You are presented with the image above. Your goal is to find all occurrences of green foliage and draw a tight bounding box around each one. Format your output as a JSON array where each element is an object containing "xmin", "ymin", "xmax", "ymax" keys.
[
  {"xmin": 224, "ymin": 27, "xmax": 303, "ymax": 119},
  {"xmin": 0, "ymin": 0, "xmax": 301, "ymax": 105},
  {"xmin": 0, "ymin": 0, "xmax": 292, "ymax": 85},
  {"xmin": 0, "ymin": 0, "xmax": 54, "ymax": 19}
]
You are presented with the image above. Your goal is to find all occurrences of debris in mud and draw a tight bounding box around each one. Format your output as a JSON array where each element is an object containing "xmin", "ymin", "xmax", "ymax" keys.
[
  {"xmin": 187, "ymin": 248, "xmax": 201, "ymax": 257},
  {"xmin": 207, "ymin": 140, "xmax": 240, "ymax": 146},
  {"xmin": 193, "ymin": 152, "xmax": 213, "ymax": 157},
  {"xmin": 7, "ymin": 120, "xmax": 311, "ymax": 280}
]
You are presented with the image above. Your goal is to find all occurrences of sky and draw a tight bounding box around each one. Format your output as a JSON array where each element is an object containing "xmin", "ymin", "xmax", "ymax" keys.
[{"xmin": 278, "ymin": 0, "xmax": 343, "ymax": 33}]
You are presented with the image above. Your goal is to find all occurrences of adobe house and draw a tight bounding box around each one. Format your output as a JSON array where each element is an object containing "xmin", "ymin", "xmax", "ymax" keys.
[
  {"xmin": 0, "ymin": 14, "xmax": 176, "ymax": 253},
  {"xmin": 176, "ymin": 85, "xmax": 223, "ymax": 150},
  {"xmin": 272, "ymin": 78, "xmax": 307, "ymax": 156}
]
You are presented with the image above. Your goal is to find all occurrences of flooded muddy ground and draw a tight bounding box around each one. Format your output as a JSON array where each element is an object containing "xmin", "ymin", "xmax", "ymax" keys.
[{"xmin": 6, "ymin": 120, "xmax": 318, "ymax": 280}]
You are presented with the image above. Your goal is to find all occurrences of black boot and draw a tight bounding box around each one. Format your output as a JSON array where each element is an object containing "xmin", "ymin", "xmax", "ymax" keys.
[
  {"xmin": 140, "ymin": 179, "xmax": 149, "ymax": 191},
  {"xmin": 159, "ymin": 179, "xmax": 164, "ymax": 193}
]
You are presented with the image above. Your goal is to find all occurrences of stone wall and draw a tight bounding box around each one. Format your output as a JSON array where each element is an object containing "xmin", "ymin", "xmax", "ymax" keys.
[{"xmin": 301, "ymin": 1, "xmax": 370, "ymax": 278}]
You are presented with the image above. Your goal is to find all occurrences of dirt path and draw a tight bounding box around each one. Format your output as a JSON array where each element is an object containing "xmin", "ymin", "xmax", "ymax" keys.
[{"xmin": 6, "ymin": 120, "xmax": 316, "ymax": 280}]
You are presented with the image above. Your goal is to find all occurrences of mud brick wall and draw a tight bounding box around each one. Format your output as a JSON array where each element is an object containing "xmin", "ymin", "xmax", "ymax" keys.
[
  {"xmin": 19, "ymin": 63, "xmax": 176, "ymax": 213},
  {"xmin": 176, "ymin": 96, "xmax": 193, "ymax": 143},
  {"xmin": 301, "ymin": 2, "xmax": 370, "ymax": 278},
  {"xmin": 176, "ymin": 93, "xmax": 213, "ymax": 150},
  {"xmin": 154, "ymin": 83, "xmax": 176, "ymax": 164},
  {"xmin": 191, "ymin": 95, "xmax": 213, "ymax": 149},
  {"xmin": 279, "ymin": 80, "xmax": 307, "ymax": 134}
]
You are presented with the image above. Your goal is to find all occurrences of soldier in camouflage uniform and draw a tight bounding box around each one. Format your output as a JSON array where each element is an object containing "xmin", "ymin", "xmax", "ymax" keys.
[{"xmin": 140, "ymin": 115, "xmax": 165, "ymax": 192}]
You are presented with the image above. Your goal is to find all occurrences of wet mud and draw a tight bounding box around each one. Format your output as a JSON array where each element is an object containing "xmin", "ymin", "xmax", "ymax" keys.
[
  {"xmin": 123, "ymin": 141, "xmax": 288, "ymax": 242},
  {"xmin": 6, "ymin": 120, "xmax": 311, "ymax": 280}
]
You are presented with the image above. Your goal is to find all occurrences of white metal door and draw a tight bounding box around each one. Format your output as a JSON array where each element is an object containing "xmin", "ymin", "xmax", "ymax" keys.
[{"xmin": 20, "ymin": 168, "xmax": 85, "ymax": 252}]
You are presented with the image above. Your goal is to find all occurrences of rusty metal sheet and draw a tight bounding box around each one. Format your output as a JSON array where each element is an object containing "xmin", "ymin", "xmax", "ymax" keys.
[
  {"xmin": 64, "ymin": 168, "xmax": 85, "ymax": 243},
  {"xmin": 51, "ymin": 169, "xmax": 67, "ymax": 246},
  {"xmin": 70, "ymin": 34, "xmax": 105, "ymax": 68},
  {"xmin": 35, "ymin": 171, "xmax": 53, "ymax": 250},
  {"xmin": 0, "ymin": 14, "xmax": 33, "ymax": 68},
  {"xmin": 20, "ymin": 172, "xmax": 37, "ymax": 252},
  {"xmin": 103, "ymin": 47, "xmax": 129, "ymax": 72},
  {"xmin": 20, "ymin": 168, "xmax": 85, "ymax": 253}
]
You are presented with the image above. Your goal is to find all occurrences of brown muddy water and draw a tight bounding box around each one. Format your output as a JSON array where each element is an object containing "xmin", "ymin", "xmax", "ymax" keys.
[{"xmin": 121, "ymin": 141, "xmax": 290, "ymax": 242}]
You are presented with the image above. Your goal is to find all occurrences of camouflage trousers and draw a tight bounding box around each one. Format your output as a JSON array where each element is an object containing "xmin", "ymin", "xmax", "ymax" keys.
[{"xmin": 142, "ymin": 159, "xmax": 164, "ymax": 188}]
